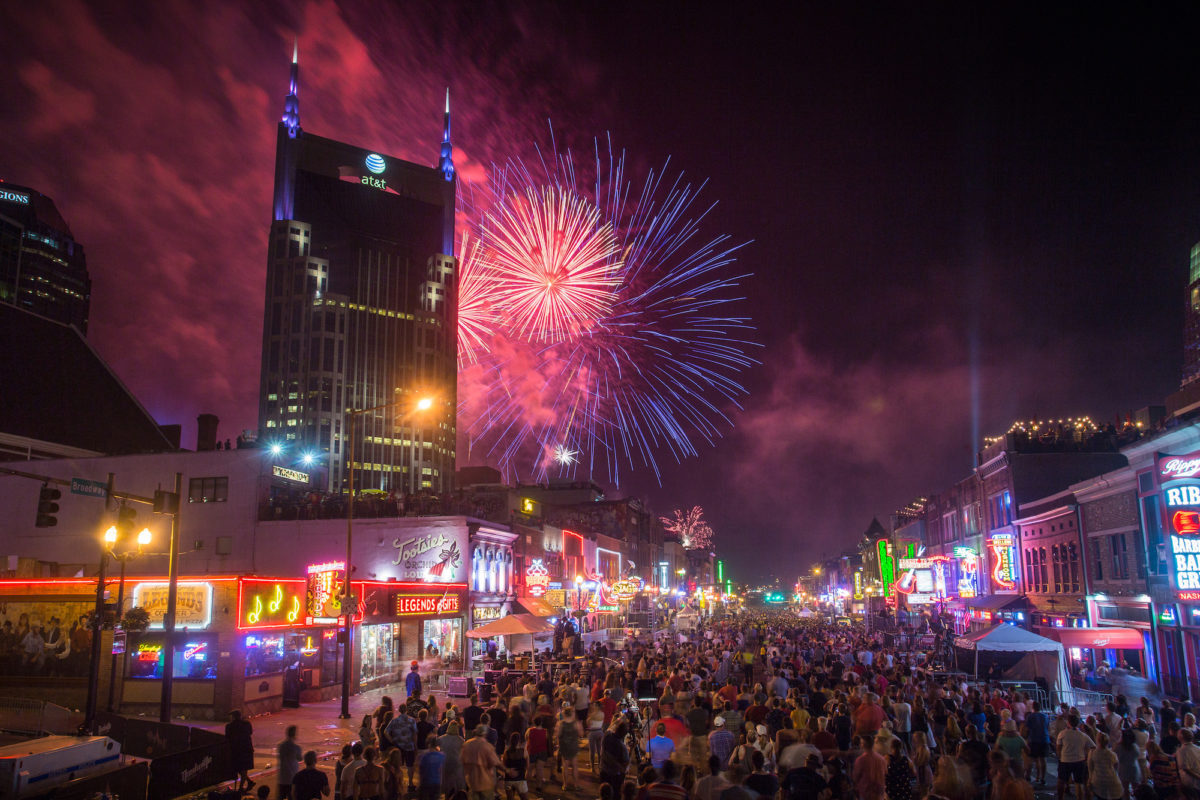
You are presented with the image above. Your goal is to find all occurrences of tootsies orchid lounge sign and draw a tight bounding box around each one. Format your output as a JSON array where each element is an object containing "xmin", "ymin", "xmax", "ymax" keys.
[{"xmin": 1158, "ymin": 451, "xmax": 1200, "ymax": 599}]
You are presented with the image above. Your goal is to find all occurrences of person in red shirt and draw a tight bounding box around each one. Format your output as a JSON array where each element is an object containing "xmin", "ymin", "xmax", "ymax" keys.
[
  {"xmin": 601, "ymin": 695, "xmax": 618, "ymax": 728},
  {"xmin": 667, "ymin": 670, "xmax": 685, "ymax": 694},
  {"xmin": 717, "ymin": 679, "xmax": 739, "ymax": 706},
  {"xmin": 854, "ymin": 693, "xmax": 887, "ymax": 738}
]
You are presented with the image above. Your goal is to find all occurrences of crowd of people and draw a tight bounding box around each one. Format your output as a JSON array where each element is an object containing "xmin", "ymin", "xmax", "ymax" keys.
[
  {"xmin": 247, "ymin": 610, "xmax": 1200, "ymax": 800},
  {"xmin": 0, "ymin": 612, "xmax": 92, "ymax": 676}
]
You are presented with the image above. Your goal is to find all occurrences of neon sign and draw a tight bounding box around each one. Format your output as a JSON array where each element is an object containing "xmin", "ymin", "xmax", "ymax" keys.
[
  {"xmin": 1160, "ymin": 452, "xmax": 1200, "ymax": 480},
  {"xmin": 877, "ymin": 540, "xmax": 895, "ymax": 598},
  {"xmin": 306, "ymin": 562, "xmax": 345, "ymax": 622},
  {"xmin": 988, "ymin": 533, "xmax": 1018, "ymax": 591},
  {"xmin": 526, "ymin": 559, "xmax": 550, "ymax": 597},
  {"xmin": 0, "ymin": 189, "xmax": 30, "ymax": 205},
  {"xmin": 183, "ymin": 642, "xmax": 208, "ymax": 661},
  {"xmin": 137, "ymin": 643, "xmax": 162, "ymax": 662},
  {"xmin": 1171, "ymin": 512, "xmax": 1200, "ymax": 592},
  {"xmin": 365, "ymin": 154, "xmax": 386, "ymax": 174},
  {"xmin": 238, "ymin": 579, "xmax": 304, "ymax": 630},
  {"xmin": 1166, "ymin": 486, "xmax": 1200, "ymax": 507},
  {"xmin": 394, "ymin": 593, "xmax": 460, "ymax": 616},
  {"xmin": 958, "ymin": 552, "xmax": 979, "ymax": 599},
  {"xmin": 131, "ymin": 581, "xmax": 213, "ymax": 630},
  {"xmin": 610, "ymin": 579, "xmax": 641, "ymax": 601},
  {"xmin": 853, "ymin": 571, "xmax": 863, "ymax": 600}
]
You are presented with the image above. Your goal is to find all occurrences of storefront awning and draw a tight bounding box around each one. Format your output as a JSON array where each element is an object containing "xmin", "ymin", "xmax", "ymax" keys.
[
  {"xmin": 961, "ymin": 594, "xmax": 1027, "ymax": 611},
  {"xmin": 516, "ymin": 596, "xmax": 556, "ymax": 617},
  {"xmin": 1039, "ymin": 627, "xmax": 1144, "ymax": 650}
]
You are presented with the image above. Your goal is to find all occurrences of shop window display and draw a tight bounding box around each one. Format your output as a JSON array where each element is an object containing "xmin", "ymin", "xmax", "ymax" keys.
[
  {"xmin": 129, "ymin": 634, "xmax": 218, "ymax": 680},
  {"xmin": 245, "ymin": 630, "xmax": 340, "ymax": 685},
  {"xmin": 360, "ymin": 623, "xmax": 400, "ymax": 685},
  {"xmin": 0, "ymin": 600, "xmax": 94, "ymax": 677},
  {"xmin": 422, "ymin": 618, "xmax": 461, "ymax": 664}
]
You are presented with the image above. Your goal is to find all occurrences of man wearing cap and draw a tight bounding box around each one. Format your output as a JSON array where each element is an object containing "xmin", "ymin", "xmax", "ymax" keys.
[
  {"xmin": 708, "ymin": 715, "xmax": 736, "ymax": 770},
  {"xmin": 461, "ymin": 724, "xmax": 503, "ymax": 800}
]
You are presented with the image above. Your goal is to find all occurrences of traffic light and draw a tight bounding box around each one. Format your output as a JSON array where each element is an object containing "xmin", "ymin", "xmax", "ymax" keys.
[
  {"xmin": 152, "ymin": 490, "xmax": 179, "ymax": 515},
  {"xmin": 117, "ymin": 505, "xmax": 137, "ymax": 533},
  {"xmin": 35, "ymin": 484, "xmax": 61, "ymax": 527}
]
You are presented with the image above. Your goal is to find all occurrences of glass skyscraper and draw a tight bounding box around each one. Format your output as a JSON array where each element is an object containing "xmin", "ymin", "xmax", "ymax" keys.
[
  {"xmin": 258, "ymin": 46, "xmax": 457, "ymax": 495},
  {"xmin": 0, "ymin": 183, "xmax": 90, "ymax": 333}
]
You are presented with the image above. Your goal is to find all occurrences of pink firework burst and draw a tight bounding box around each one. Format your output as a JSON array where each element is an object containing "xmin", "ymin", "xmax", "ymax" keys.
[
  {"xmin": 479, "ymin": 185, "xmax": 622, "ymax": 343},
  {"xmin": 456, "ymin": 231, "xmax": 498, "ymax": 368}
]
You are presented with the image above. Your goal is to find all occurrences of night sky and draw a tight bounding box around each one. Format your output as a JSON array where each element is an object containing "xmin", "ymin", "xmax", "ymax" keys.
[{"xmin": 2, "ymin": 2, "xmax": 1198, "ymax": 582}]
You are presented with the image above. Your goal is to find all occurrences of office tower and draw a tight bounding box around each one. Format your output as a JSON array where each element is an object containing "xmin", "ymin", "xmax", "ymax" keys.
[
  {"xmin": 0, "ymin": 182, "xmax": 90, "ymax": 332},
  {"xmin": 258, "ymin": 45, "xmax": 457, "ymax": 494}
]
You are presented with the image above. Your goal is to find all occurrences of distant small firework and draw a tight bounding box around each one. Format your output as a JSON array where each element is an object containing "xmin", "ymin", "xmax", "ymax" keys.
[
  {"xmin": 458, "ymin": 133, "xmax": 757, "ymax": 485},
  {"xmin": 552, "ymin": 444, "xmax": 579, "ymax": 466},
  {"xmin": 661, "ymin": 506, "xmax": 714, "ymax": 551},
  {"xmin": 480, "ymin": 185, "xmax": 622, "ymax": 343}
]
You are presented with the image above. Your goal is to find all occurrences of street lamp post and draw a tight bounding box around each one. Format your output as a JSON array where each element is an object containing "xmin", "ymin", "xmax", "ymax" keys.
[
  {"xmin": 83, "ymin": 549, "xmax": 109, "ymax": 733},
  {"xmin": 105, "ymin": 524, "xmax": 151, "ymax": 713},
  {"xmin": 341, "ymin": 394, "xmax": 433, "ymax": 719}
]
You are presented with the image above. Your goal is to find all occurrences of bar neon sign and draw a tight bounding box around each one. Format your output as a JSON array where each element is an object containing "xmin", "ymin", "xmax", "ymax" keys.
[
  {"xmin": 526, "ymin": 558, "xmax": 550, "ymax": 597},
  {"xmin": 394, "ymin": 593, "xmax": 460, "ymax": 616}
]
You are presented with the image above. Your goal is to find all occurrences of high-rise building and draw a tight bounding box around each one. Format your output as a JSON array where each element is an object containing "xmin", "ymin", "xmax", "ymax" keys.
[
  {"xmin": 1184, "ymin": 241, "xmax": 1200, "ymax": 387},
  {"xmin": 0, "ymin": 182, "xmax": 91, "ymax": 332},
  {"xmin": 258, "ymin": 45, "xmax": 458, "ymax": 494}
]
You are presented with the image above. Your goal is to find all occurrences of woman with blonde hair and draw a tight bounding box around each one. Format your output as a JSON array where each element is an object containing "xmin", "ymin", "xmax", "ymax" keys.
[
  {"xmin": 943, "ymin": 715, "xmax": 963, "ymax": 756},
  {"xmin": 910, "ymin": 730, "xmax": 934, "ymax": 796},
  {"xmin": 926, "ymin": 755, "xmax": 971, "ymax": 800}
]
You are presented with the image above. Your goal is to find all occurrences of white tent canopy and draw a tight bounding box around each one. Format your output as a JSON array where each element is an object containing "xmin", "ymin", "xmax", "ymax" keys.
[{"xmin": 955, "ymin": 623, "xmax": 1073, "ymax": 698}]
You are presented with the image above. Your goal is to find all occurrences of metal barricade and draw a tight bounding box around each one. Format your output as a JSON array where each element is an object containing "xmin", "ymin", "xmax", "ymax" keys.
[
  {"xmin": 1055, "ymin": 687, "xmax": 1112, "ymax": 713},
  {"xmin": 0, "ymin": 696, "xmax": 76, "ymax": 735}
]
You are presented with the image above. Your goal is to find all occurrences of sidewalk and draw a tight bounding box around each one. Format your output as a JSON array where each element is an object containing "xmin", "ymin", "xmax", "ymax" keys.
[{"xmin": 189, "ymin": 681, "xmax": 435, "ymax": 775}]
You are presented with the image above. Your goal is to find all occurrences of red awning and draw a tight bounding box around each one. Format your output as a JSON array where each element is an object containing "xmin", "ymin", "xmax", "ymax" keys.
[{"xmin": 1041, "ymin": 627, "xmax": 1144, "ymax": 650}]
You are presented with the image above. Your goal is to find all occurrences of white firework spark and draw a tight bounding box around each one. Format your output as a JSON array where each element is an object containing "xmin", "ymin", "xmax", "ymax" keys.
[{"xmin": 552, "ymin": 444, "xmax": 580, "ymax": 466}]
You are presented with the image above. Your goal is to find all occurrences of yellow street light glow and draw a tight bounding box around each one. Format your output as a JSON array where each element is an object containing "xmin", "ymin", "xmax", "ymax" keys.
[
  {"xmin": 104, "ymin": 526, "xmax": 118, "ymax": 544},
  {"xmin": 137, "ymin": 528, "xmax": 152, "ymax": 546},
  {"xmin": 416, "ymin": 397, "xmax": 434, "ymax": 411}
]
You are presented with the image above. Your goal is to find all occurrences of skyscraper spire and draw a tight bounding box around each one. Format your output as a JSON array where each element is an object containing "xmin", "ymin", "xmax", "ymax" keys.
[
  {"xmin": 282, "ymin": 38, "xmax": 301, "ymax": 138},
  {"xmin": 437, "ymin": 87, "xmax": 455, "ymax": 181}
]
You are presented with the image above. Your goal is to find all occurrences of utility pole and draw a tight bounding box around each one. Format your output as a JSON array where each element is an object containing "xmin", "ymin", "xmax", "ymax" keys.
[
  {"xmin": 159, "ymin": 472, "xmax": 183, "ymax": 723},
  {"xmin": 83, "ymin": 550, "xmax": 109, "ymax": 732}
]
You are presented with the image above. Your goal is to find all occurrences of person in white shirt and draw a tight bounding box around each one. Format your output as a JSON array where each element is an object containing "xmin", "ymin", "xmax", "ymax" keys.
[
  {"xmin": 340, "ymin": 743, "xmax": 366, "ymax": 800},
  {"xmin": 1056, "ymin": 716, "xmax": 1096, "ymax": 800},
  {"xmin": 891, "ymin": 698, "xmax": 912, "ymax": 748},
  {"xmin": 1177, "ymin": 728, "xmax": 1200, "ymax": 790}
]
